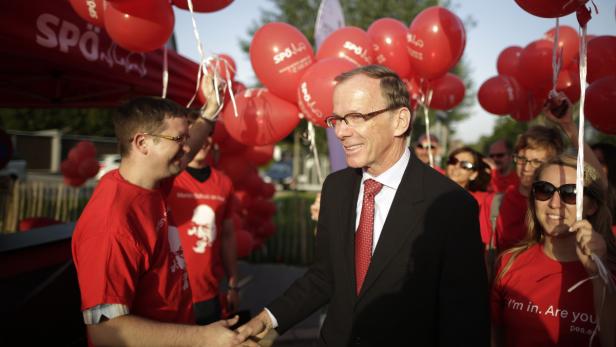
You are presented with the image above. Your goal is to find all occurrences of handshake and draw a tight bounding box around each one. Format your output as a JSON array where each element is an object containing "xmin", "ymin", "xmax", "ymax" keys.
[{"xmin": 205, "ymin": 310, "xmax": 276, "ymax": 347}]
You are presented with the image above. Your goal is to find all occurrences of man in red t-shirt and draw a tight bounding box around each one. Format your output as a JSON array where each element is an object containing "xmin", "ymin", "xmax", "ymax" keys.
[
  {"xmin": 167, "ymin": 117, "xmax": 239, "ymax": 326},
  {"xmin": 487, "ymin": 139, "xmax": 518, "ymax": 193},
  {"xmin": 495, "ymin": 126, "xmax": 564, "ymax": 251},
  {"xmin": 72, "ymin": 77, "xmax": 256, "ymax": 347}
]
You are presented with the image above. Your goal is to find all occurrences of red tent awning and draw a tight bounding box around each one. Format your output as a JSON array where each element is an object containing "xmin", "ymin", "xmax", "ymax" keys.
[{"xmin": 0, "ymin": 1, "xmax": 201, "ymax": 108}]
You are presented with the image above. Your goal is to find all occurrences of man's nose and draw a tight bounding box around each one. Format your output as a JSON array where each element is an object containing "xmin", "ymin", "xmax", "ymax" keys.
[{"xmin": 334, "ymin": 121, "xmax": 352, "ymax": 139}]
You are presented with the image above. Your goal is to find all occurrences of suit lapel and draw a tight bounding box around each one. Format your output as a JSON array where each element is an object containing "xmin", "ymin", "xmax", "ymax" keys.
[
  {"xmin": 343, "ymin": 169, "xmax": 363, "ymax": 297},
  {"xmin": 357, "ymin": 153, "xmax": 426, "ymax": 299}
]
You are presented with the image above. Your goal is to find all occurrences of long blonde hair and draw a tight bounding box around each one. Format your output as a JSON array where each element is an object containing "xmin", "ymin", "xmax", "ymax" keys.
[{"xmin": 496, "ymin": 154, "xmax": 616, "ymax": 281}]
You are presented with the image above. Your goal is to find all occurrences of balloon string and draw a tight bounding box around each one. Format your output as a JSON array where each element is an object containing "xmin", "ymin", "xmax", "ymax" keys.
[
  {"xmin": 423, "ymin": 88, "xmax": 435, "ymax": 168},
  {"xmin": 162, "ymin": 46, "xmax": 169, "ymax": 98},
  {"xmin": 185, "ymin": 0, "xmax": 208, "ymax": 108},
  {"xmin": 576, "ymin": 25, "xmax": 587, "ymax": 222},
  {"xmin": 551, "ymin": 18, "xmax": 562, "ymax": 94},
  {"xmin": 307, "ymin": 122, "xmax": 324, "ymax": 184}
]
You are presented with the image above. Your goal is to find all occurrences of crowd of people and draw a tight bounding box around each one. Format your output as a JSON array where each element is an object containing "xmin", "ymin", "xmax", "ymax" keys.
[{"xmin": 71, "ymin": 65, "xmax": 615, "ymax": 347}]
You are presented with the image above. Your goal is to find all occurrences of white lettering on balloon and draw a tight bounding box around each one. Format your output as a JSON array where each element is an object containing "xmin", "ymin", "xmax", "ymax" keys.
[
  {"xmin": 342, "ymin": 41, "xmax": 372, "ymax": 64},
  {"xmin": 298, "ymin": 81, "xmax": 323, "ymax": 119},
  {"xmin": 273, "ymin": 42, "xmax": 308, "ymax": 65},
  {"xmin": 86, "ymin": 0, "xmax": 99, "ymax": 20},
  {"xmin": 35, "ymin": 14, "xmax": 147, "ymax": 77}
]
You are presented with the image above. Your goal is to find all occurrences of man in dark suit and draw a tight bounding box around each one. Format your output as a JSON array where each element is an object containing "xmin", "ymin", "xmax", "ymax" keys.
[{"xmin": 238, "ymin": 65, "xmax": 490, "ymax": 346}]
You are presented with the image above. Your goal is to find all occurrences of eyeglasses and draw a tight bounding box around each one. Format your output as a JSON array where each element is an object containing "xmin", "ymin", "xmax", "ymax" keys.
[
  {"xmin": 325, "ymin": 105, "xmax": 399, "ymax": 128},
  {"xmin": 416, "ymin": 143, "xmax": 436, "ymax": 150},
  {"xmin": 143, "ymin": 133, "xmax": 189, "ymax": 144},
  {"xmin": 513, "ymin": 155, "xmax": 544, "ymax": 168},
  {"xmin": 489, "ymin": 152, "xmax": 507, "ymax": 159},
  {"xmin": 447, "ymin": 157, "xmax": 475, "ymax": 171},
  {"xmin": 532, "ymin": 181, "xmax": 577, "ymax": 205}
]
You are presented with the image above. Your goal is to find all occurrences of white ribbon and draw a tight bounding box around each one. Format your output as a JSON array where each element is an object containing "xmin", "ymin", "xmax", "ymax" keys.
[
  {"xmin": 307, "ymin": 122, "xmax": 324, "ymax": 184},
  {"xmin": 161, "ymin": 46, "xmax": 169, "ymax": 98},
  {"xmin": 422, "ymin": 88, "xmax": 435, "ymax": 168}
]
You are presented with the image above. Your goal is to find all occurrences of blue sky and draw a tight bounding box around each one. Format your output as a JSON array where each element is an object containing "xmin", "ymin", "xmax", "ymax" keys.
[{"xmin": 173, "ymin": 0, "xmax": 615, "ymax": 144}]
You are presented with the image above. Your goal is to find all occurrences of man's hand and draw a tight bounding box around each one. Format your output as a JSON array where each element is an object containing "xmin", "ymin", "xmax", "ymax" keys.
[
  {"xmin": 226, "ymin": 289, "xmax": 240, "ymax": 314},
  {"xmin": 544, "ymin": 91, "xmax": 576, "ymax": 139},
  {"xmin": 199, "ymin": 316, "xmax": 258, "ymax": 347},
  {"xmin": 200, "ymin": 73, "xmax": 227, "ymax": 121},
  {"xmin": 235, "ymin": 310, "xmax": 273, "ymax": 345}
]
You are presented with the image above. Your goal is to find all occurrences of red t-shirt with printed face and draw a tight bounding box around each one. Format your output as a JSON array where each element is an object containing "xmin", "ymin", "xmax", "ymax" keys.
[
  {"xmin": 72, "ymin": 170, "xmax": 193, "ymax": 324},
  {"xmin": 492, "ymin": 244, "xmax": 600, "ymax": 347},
  {"xmin": 495, "ymin": 185, "xmax": 528, "ymax": 251},
  {"xmin": 166, "ymin": 169, "xmax": 233, "ymax": 303},
  {"xmin": 490, "ymin": 169, "xmax": 519, "ymax": 193}
]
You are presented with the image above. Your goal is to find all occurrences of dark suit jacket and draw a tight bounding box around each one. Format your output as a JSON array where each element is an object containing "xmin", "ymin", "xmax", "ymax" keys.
[{"xmin": 268, "ymin": 152, "xmax": 490, "ymax": 346}]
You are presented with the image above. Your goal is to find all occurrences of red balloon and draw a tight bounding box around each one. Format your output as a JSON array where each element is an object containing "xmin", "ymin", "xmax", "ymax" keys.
[
  {"xmin": 478, "ymin": 76, "xmax": 521, "ymax": 116},
  {"xmin": 496, "ymin": 46, "xmax": 523, "ymax": 80},
  {"xmin": 173, "ymin": 0, "xmax": 234, "ymax": 12},
  {"xmin": 585, "ymin": 76, "xmax": 616, "ymax": 135},
  {"xmin": 104, "ymin": 0, "xmax": 174, "ymax": 52},
  {"xmin": 68, "ymin": 0, "xmax": 106, "ymax": 26},
  {"xmin": 556, "ymin": 67, "xmax": 580, "ymax": 103},
  {"xmin": 544, "ymin": 25, "xmax": 579, "ymax": 69},
  {"xmin": 68, "ymin": 147, "xmax": 88, "ymax": 163},
  {"xmin": 77, "ymin": 140, "xmax": 97, "ymax": 158},
  {"xmin": 250, "ymin": 22, "xmax": 314, "ymax": 103},
  {"xmin": 78, "ymin": 158, "xmax": 100, "ymax": 178},
  {"xmin": 427, "ymin": 73, "xmax": 465, "ymax": 110},
  {"xmin": 367, "ymin": 18, "xmax": 413, "ymax": 78},
  {"xmin": 260, "ymin": 183, "xmax": 276, "ymax": 199},
  {"xmin": 242, "ymin": 145, "xmax": 274, "ymax": 166},
  {"xmin": 222, "ymin": 88, "xmax": 300, "ymax": 146},
  {"xmin": 210, "ymin": 54, "xmax": 236, "ymax": 81},
  {"xmin": 587, "ymin": 36, "xmax": 616, "ymax": 84},
  {"xmin": 514, "ymin": 0, "xmax": 587, "ymax": 18},
  {"xmin": 213, "ymin": 117, "xmax": 247, "ymax": 154},
  {"xmin": 407, "ymin": 6, "xmax": 466, "ymax": 80},
  {"xmin": 317, "ymin": 27, "xmax": 375, "ymax": 67},
  {"xmin": 235, "ymin": 229, "xmax": 254, "ymax": 258},
  {"xmin": 297, "ymin": 58, "xmax": 357, "ymax": 127},
  {"xmin": 511, "ymin": 89, "xmax": 543, "ymax": 122},
  {"xmin": 402, "ymin": 77, "xmax": 422, "ymax": 110},
  {"xmin": 518, "ymin": 39, "xmax": 553, "ymax": 96},
  {"xmin": 216, "ymin": 155, "xmax": 252, "ymax": 183},
  {"xmin": 19, "ymin": 217, "xmax": 62, "ymax": 232},
  {"xmin": 254, "ymin": 220, "xmax": 276, "ymax": 238},
  {"xmin": 60, "ymin": 159, "xmax": 79, "ymax": 178}
]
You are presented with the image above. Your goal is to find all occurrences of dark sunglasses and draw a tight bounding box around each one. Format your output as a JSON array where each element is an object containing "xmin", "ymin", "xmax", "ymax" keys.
[
  {"xmin": 447, "ymin": 157, "xmax": 475, "ymax": 171},
  {"xmin": 416, "ymin": 143, "xmax": 435, "ymax": 150},
  {"xmin": 532, "ymin": 181, "xmax": 577, "ymax": 205}
]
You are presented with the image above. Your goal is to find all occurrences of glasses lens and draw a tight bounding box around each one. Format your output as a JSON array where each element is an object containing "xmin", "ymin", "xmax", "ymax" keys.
[
  {"xmin": 460, "ymin": 161, "xmax": 475, "ymax": 170},
  {"xmin": 533, "ymin": 181, "xmax": 555, "ymax": 201},
  {"xmin": 559, "ymin": 184, "xmax": 577, "ymax": 204},
  {"xmin": 447, "ymin": 157, "xmax": 459, "ymax": 166},
  {"xmin": 419, "ymin": 144, "xmax": 432, "ymax": 150}
]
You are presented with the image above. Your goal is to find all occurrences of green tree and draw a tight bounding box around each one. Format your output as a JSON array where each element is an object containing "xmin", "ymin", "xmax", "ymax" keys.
[{"xmin": 0, "ymin": 108, "xmax": 115, "ymax": 136}]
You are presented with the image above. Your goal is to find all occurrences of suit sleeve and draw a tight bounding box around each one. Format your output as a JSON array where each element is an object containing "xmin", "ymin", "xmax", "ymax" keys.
[
  {"xmin": 266, "ymin": 181, "xmax": 335, "ymax": 334},
  {"xmin": 438, "ymin": 192, "xmax": 490, "ymax": 346}
]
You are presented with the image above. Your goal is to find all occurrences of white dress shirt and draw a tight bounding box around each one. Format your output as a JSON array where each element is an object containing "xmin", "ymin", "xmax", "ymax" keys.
[{"xmin": 356, "ymin": 147, "xmax": 410, "ymax": 254}]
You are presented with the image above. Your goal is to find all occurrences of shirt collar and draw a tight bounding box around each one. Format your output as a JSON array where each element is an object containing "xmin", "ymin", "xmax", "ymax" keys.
[{"xmin": 361, "ymin": 147, "xmax": 410, "ymax": 190}]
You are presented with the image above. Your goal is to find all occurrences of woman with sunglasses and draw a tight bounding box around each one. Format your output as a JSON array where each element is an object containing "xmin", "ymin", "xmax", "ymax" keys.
[
  {"xmin": 446, "ymin": 147, "xmax": 494, "ymax": 245},
  {"xmin": 491, "ymin": 154, "xmax": 616, "ymax": 347}
]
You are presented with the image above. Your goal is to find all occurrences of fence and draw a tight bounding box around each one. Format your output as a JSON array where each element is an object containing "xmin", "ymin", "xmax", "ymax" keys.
[
  {"xmin": 0, "ymin": 178, "xmax": 93, "ymax": 233},
  {"xmin": 0, "ymin": 178, "xmax": 319, "ymax": 265}
]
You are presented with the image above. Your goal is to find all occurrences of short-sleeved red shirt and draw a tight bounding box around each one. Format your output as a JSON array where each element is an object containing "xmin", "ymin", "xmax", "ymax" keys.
[
  {"xmin": 72, "ymin": 170, "xmax": 193, "ymax": 324},
  {"xmin": 495, "ymin": 185, "xmax": 528, "ymax": 251},
  {"xmin": 490, "ymin": 169, "xmax": 519, "ymax": 193}
]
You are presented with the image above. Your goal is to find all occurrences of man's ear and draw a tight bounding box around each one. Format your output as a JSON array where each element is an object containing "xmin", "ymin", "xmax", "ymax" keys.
[
  {"xmin": 393, "ymin": 108, "xmax": 411, "ymax": 137},
  {"xmin": 133, "ymin": 133, "xmax": 149, "ymax": 155}
]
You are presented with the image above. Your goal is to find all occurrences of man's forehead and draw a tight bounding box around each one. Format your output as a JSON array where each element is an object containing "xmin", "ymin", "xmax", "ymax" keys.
[{"xmin": 519, "ymin": 147, "xmax": 549, "ymax": 159}]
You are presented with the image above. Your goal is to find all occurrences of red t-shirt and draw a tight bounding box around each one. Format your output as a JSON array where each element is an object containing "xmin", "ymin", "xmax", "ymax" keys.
[
  {"xmin": 492, "ymin": 244, "xmax": 600, "ymax": 347},
  {"xmin": 471, "ymin": 191, "xmax": 496, "ymax": 246},
  {"xmin": 166, "ymin": 169, "xmax": 233, "ymax": 303},
  {"xmin": 72, "ymin": 170, "xmax": 193, "ymax": 324},
  {"xmin": 490, "ymin": 169, "xmax": 519, "ymax": 193},
  {"xmin": 495, "ymin": 185, "xmax": 528, "ymax": 251}
]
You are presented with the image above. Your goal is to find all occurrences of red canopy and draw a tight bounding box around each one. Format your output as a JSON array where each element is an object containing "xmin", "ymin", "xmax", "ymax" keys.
[{"xmin": 0, "ymin": 1, "xmax": 200, "ymax": 108}]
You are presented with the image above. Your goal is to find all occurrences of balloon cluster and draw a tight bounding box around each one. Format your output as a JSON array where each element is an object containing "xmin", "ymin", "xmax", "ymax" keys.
[
  {"xmin": 244, "ymin": 6, "xmax": 467, "ymax": 130},
  {"xmin": 60, "ymin": 141, "xmax": 100, "ymax": 187},
  {"xmin": 478, "ymin": 22, "xmax": 616, "ymax": 132},
  {"xmin": 68, "ymin": 0, "xmax": 234, "ymax": 52}
]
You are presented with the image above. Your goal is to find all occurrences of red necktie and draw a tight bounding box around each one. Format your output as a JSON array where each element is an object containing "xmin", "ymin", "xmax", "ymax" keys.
[{"xmin": 355, "ymin": 179, "xmax": 383, "ymax": 295}]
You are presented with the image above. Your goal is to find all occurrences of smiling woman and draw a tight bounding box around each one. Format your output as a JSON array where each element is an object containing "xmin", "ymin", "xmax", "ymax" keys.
[{"xmin": 491, "ymin": 154, "xmax": 616, "ymax": 347}]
